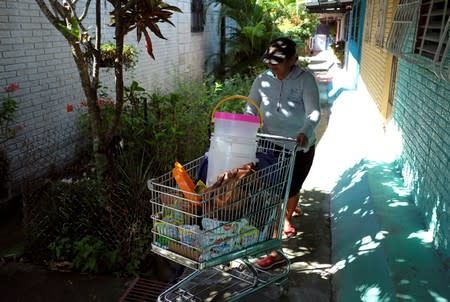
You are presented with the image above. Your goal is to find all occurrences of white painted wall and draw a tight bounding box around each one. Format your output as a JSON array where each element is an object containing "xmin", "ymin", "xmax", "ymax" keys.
[{"xmin": 0, "ymin": 0, "xmax": 220, "ymax": 186}]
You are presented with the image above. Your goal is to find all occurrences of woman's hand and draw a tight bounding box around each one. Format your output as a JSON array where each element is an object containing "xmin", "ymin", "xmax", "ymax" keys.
[{"xmin": 296, "ymin": 133, "xmax": 308, "ymax": 148}]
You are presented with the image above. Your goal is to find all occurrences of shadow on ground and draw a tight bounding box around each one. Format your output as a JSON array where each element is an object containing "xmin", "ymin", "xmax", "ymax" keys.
[{"xmin": 331, "ymin": 160, "xmax": 450, "ymax": 301}]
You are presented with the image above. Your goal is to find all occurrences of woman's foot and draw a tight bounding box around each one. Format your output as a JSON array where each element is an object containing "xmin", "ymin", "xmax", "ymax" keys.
[
  {"xmin": 283, "ymin": 224, "xmax": 297, "ymax": 238},
  {"xmin": 254, "ymin": 254, "xmax": 285, "ymax": 270},
  {"xmin": 292, "ymin": 206, "xmax": 303, "ymax": 217}
]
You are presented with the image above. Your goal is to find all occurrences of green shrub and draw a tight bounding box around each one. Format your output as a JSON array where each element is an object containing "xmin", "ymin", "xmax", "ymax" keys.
[
  {"xmin": 49, "ymin": 235, "xmax": 121, "ymax": 273},
  {"xmin": 24, "ymin": 72, "xmax": 258, "ymax": 276},
  {"xmin": 24, "ymin": 177, "xmax": 152, "ymax": 275}
]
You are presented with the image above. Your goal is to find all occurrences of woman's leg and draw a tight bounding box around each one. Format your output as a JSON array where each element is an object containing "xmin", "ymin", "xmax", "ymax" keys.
[
  {"xmin": 284, "ymin": 194, "xmax": 298, "ymax": 232},
  {"xmin": 256, "ymin": 146, "xmax": 316, "ymax": 269}
]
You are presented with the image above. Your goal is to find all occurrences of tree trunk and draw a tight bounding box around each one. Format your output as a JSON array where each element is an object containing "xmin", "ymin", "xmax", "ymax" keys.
[{"xmin": 70, "ymin": 42, "xmax": 108, "ymax": 179}]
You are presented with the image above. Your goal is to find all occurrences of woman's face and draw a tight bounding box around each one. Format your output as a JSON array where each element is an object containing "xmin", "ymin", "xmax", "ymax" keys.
[{"xmin": 267, "ymin": 55, "xmax": 296, "ymax": 80}]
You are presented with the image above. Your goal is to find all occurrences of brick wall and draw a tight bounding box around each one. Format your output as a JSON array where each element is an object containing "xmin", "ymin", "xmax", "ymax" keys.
[
  {"xmin": 394, "ymin": 60, "xmax": 450, "ymax": 258},
  {"xmin": 0, "ymin": 0, "xmax": 218, "ymax": 186}
]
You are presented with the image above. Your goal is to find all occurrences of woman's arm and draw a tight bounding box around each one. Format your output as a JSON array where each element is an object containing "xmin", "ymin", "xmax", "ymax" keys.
[{"xmin": 298, "ymin": 72, "xmax": 321, "ymax": 143}]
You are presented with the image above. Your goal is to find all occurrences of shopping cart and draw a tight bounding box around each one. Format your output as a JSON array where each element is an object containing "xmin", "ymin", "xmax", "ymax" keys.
[{"xmin": 148, "ymin": 133, "xmax": 298, "ymax": 301}]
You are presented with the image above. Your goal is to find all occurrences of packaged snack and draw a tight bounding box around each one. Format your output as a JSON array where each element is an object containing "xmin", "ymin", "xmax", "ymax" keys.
[
  {"xmin": 172, "ymin": 162, "xmax": 202, "ymax": 203},
  {"xmin": 202, "ymin": 217, "xmax": 241, "ymax": 235},
  {"xmin": 199, "ymin": 236, "xmax": 240, "ymax": 262},
  {"xmin": 240, "ymin": 225, "xmax": 260, "ymax": 248},
  {"xmin": 168, "ymin": 241, "xmax": 201, "ymax": 261},
  {"xmin": 154, "ymin": 215, "xmax": 183, "ymax": 240},
  {"xmin": 179, "ymin": 225, "xmax": 201, "ymax": 247}
]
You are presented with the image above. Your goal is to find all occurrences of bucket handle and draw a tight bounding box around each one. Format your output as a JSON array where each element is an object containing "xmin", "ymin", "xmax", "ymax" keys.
[{"xmin": 211, "ymin": 95, "xmax": 263, "ymax": 128}]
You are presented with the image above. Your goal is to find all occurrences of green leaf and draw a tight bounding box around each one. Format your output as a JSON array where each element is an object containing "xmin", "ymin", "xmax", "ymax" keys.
[{"xmin": 71, "ymin": 16, "xmax": 80, "ymax": 40}]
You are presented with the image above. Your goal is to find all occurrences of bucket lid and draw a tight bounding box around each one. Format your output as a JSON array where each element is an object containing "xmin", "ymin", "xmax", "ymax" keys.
[{"xmin": 214, "ymin": 112, "xmax": 260, "ymax": 124}]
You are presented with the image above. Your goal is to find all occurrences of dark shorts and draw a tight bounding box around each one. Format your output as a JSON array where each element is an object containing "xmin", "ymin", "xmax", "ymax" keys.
[
  {"xmin": 274, "ymin": 145, "xmax": 315, "ymax": 198},
  {"xmin": 288, "ymin": 146, "xmax": 315, "ymax": 197}
]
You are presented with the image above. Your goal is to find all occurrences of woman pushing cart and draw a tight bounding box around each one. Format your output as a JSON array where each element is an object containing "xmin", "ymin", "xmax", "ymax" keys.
[{"xmin": 149, "ymin": 36, "xmax": 320, "ymax": 301}]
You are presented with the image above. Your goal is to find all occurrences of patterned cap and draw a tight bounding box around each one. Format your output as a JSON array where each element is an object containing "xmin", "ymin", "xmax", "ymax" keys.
[{"xmin": 261, "ymin": 37, "xmax": 297, "ymax": 65}]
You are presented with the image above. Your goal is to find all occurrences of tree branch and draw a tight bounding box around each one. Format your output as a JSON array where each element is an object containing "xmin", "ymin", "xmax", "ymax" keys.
[
  {"xmin": 48, "ymin": 0, "xmax": 69, "ymax": 19},
  {"xmin": 35, "ymin": 0, "xmax": 60, "ymax": 24},
  {"xmin": 92, "ymin": 0, "xmax": 101, "ymax": 88},
  {"xmin": 79, "ymin": 0, "xmax": 92, "ymax": 21},
  {"xmin": 64, "ymin": 0, "xmax": 89, "ymax": 33}
]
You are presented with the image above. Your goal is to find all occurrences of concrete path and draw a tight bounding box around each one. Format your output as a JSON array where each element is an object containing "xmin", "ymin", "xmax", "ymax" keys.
[{"xmin": 308, "ymin": 51, "xmax": 450, "ymax": 301}]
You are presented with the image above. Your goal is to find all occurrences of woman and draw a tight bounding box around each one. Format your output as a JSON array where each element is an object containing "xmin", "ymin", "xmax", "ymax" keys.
[{"xmin": 245, "ymin": 37, "xmax": 320, "ymax": 269}]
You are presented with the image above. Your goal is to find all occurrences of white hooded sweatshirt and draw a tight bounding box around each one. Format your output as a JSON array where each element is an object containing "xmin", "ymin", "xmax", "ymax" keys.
[{"xmin": 245, "ymin": 65, "xmax": 320, "ymax": 151}]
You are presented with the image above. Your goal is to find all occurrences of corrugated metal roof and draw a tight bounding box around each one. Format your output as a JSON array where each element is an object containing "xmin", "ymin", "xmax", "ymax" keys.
[{"xmin": 304, "ymin": 0, "xmax": 353, "ymax": 14}]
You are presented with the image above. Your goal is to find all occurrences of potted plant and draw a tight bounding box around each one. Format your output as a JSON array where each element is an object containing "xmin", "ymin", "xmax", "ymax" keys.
[{"xmin": 99, "ymin": 43, "xmax": 138, "ymax": 69}]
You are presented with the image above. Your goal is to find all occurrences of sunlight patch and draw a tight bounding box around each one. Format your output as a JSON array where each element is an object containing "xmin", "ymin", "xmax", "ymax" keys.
[
  {"xmin": 261, "ymin": 80, "xmax": 271, "ymax": 88},
  {"xmin": 408, "ymin": 230, "xmax": 433, "ymax": 244},
  {"xmin": 357, "ymin": 284, "xmax": 391, "ymax": 302},
  {"xmin": 347, "ymin": 254, "xmax": 357, "ymax": 263},
  {"xmin": 375, "ymin": 231, "xmax": 388, "ymax": 240},
  {"xmin": 353, "ymin": 208, "xmax": 362, "ymax": 214},
  {"xmin": 428, "ymin": 290, "xmax": 449, "ymax": 302},
  {"xmin": 388, "ymin": 200, "xmax": 409, "ymax": 207},
  {"xmin": 357, "ymin": 236, "xmax": 380, "ymax": 252},
  {"xmin": 339, "ymin": 205, "xmax": 349, "ymax": 213}
]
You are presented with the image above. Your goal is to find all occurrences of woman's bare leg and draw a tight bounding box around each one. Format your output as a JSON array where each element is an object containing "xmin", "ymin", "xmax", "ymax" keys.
[{"xmin": 284, "ymin": 194, "xmax": 298, "ymax": 231}]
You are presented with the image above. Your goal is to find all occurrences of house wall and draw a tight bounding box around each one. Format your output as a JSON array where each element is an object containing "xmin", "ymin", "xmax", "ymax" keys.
[
  {"xmin": 360, "ymin": 0, "xmax": 396, "ymax": 118},
  {"xmin": 394, "ymin": 60, "xmax": 450, "ymax": 258},
  {"xmin": 346, "ymin": 0, "xmax": 365, "ymax": 87},
  {"xmin": 0, "ymin": 0, "xmax": 219, "ymax": 187}
]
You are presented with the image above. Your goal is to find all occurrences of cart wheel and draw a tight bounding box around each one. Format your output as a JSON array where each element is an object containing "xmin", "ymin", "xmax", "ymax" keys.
[
  {"xmin": 279, "ymin": 284, "xmax": 289, "ymax": 296},
  {"xmin": 238, "ymin": 263, "xmax": 247, "ymax": 271},
  {"xmin": 221, "ymin": 262, "xmax": 232, "ymax": 272}
]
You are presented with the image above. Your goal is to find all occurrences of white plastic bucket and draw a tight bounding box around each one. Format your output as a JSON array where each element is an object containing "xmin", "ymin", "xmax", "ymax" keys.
[
  {"xmin": 206, "ymin": 95, "xmax": 261, "ymax": 186},
  {"xmin": 206, "ymin": 135, "xmax": 257, "ymax": 185},
  {"xmin": 213, "ymin": 112, "xmax": 260, "ymax": 139}
]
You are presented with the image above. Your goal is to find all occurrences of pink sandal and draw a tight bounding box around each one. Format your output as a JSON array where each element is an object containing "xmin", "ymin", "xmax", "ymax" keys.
[{"xmin": 283, "ymin": 224, "xmax": 297, "ymax": 238}]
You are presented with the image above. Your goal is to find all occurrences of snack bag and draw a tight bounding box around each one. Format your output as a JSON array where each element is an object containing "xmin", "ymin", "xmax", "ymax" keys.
[{"xmin": 172, "ymin": 161, "xmax": 201, "ymax": 203}]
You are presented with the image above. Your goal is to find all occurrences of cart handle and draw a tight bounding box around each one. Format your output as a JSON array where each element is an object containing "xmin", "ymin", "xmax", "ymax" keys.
[
  {"xmin": 257, "ymin": 133, "xmax": 305, "ymax": 152},
  {"xmin": 211, "ymin": 95, "xmax": 263, "ymax": 128},
  {"xmin": 256, "ymin": 133, "xmax": 297, "ymax": 142}
]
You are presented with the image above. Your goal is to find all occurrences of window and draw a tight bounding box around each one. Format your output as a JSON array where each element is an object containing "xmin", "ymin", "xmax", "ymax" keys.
[
  {"xmin": 375, "ymin": 0, "xmax": 389, "ymax": 47},
  {"xmin": 386, "ymin": 0, "xmax": 421, "ymax": 56},
  {"xmin": 414, "ymin": 0, "xmax": 449, "ymax": 61},
  {"xmin": 386, "ymin": 0, "xmax": 450, "ymax": 80},
  {"xmin": 191, "ymin": 0, "xmax": 204, "ymax": 33}
]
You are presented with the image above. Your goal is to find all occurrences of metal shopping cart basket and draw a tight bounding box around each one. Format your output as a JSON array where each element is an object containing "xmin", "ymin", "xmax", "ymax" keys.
[{"xmin": 148, "ymin": 134, "xmax": 297, "ymax": 301}]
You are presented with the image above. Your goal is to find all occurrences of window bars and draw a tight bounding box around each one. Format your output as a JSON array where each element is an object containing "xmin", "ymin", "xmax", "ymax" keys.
[
  {"xmin": 387, "ymin": 0, "xmax": 450, "ymax": 81},
  {"xmin": 415, "ymin": 0, "xmax": 449, "ymax": 61}
]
